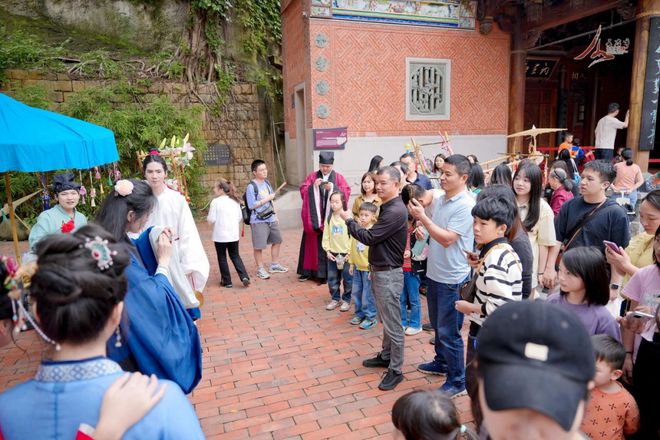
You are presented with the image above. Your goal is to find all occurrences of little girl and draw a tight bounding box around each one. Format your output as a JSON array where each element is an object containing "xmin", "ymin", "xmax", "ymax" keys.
[
  {"xmin": 351, "ymin": 172, "xmax": 381, "ymax": 219},
  {"xmin": 401, "ymin": 216, "xmax": 422, "ymax": 335},
  {"xmin": 207, "ymin": 179, "xmax": 250, "ymax": 288},
  {"xmin": 547, "ymin": 247, "xmax": 621, "ymax": 340},
  {"xmin": 392, "ymin": 389, "xmax": 477, "ymax": 440},
  {"xmin": 323, "ymin": 191, "xmax": 352, "ymax": 311}
]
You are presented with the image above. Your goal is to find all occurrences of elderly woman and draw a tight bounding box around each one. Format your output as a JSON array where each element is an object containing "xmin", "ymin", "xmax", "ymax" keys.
[{"xmin": 28, "ymin": 172, "xmax": 87, "ymax": 250}]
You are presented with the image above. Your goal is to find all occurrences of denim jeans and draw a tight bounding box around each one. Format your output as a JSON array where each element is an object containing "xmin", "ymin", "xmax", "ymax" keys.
[
  {"xmin": 327, "ymin": 259, "xmax": 352, "ymax": 302},
  {"xmin": 426, "ymin": 277, "xmax": 467, "ymax": 388},
  {"xmin": 352, "ymin": 268, "xmax": 376, "ymax": 320},
  {"xmin": 401, "ymin": 271, "xmax": 421, "ymax": 329}
]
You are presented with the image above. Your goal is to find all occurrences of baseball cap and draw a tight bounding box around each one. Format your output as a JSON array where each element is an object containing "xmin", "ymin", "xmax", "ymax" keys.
[{"xmin": 476, "ymin": 301, "xmax": 595, "ymax": 431}]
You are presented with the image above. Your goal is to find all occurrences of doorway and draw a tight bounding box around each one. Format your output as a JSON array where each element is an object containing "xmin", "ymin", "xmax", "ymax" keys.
[{"xmin": 294, "ymin": 84, "xmax": 307, "ymax": 185}]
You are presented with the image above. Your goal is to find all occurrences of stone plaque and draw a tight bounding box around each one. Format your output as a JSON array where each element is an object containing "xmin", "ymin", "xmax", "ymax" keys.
[
  {"xmin": 316, "ymin": 80, "xmax": 329, "ymax": 96},
  {"xmin": 316, "ymin": 104, "xmax": 330, "ymax": 119},
  {"xmin": 204, "ymin": 143, "xmax": 231, "ymax": 165}
]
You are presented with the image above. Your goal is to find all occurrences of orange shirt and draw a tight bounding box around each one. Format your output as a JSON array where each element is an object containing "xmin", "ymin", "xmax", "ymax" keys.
[
  {"xmin": 581, "ymin": 384, "xmax": 639, "ymax": 440},
  {"xmin": 558, "ymin": 142, "xmax": 577, "ymax": 158}
]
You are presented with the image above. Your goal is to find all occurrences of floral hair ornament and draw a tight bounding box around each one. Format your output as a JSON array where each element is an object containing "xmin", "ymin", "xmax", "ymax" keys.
[
  {"xmin": 114, "ymin": 179, "xmax": 134, "ymax": 197},
  {"xmin": 83, "ymin": 236, "xmax": 117, "ymax": 271}
]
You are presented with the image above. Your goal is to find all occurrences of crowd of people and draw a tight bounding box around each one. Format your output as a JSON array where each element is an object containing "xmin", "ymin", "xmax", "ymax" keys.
[{"xmin": 1, "ymin": 121, "xmax": 659, "ymax": 439}]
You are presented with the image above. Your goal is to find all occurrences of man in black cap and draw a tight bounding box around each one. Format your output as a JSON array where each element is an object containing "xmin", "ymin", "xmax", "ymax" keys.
[
  {"xmin": 28, "ymin": 172, "xmax": 87, "ymax": 250},
  {"xmin": 475, "ymin": 301, "xmax": 596, "ymax": 440},
  {"xmin": 297, "ymin": 151, "xmax": 351, "ymax": 283}
]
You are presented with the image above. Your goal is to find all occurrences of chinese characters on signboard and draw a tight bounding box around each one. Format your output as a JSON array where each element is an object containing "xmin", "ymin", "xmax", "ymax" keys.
[
  {"xmin": 313, "ymin": 127, "xmax": 348, "ymax": 150},
  {"xmin": 639, "ymin": 18, "xmax": 660, "ymax": 151},
  {"xmin": 526, "ymin": 59, "xmax": 558, "ymax": 78},
  {"xmin": 574, "ymin": 25, "xmax": 630, "ymax": 68}
]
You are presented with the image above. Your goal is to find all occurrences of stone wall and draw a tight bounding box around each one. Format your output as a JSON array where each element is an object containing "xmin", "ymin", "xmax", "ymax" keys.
[{"xmin": 1, "ymin": 69, "xmax": 273, "ymax": 191}]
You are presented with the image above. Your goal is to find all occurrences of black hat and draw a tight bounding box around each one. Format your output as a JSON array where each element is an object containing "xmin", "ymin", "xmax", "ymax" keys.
[
  {"xmin": 52, "ymin": 172, "xmax": 81, "ymax": 194},
  {"xmin": 319, "ymin": 151, "xmax": 334, "ymax": 165},
  {"xmin": 476, "ymin": 301, "xmax": 595, "ymax": 432}
]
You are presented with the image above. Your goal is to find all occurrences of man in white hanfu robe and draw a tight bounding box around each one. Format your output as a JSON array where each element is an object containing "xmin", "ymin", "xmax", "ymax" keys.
[{"xmin": 147, "ymin": 186, "xmax": 209, "ymax": 299}]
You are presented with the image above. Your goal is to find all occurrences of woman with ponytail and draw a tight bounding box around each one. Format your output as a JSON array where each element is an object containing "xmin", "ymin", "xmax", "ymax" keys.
[
  {"xmin": 0, "ymin": 225, "xmax": 203, "ymax": 439},
  {"xmin": 208, "ymin": 178, "xmax": 250, "ymax": 288},
  {"xmin": 548, "ymin": 167, "xmax": 574, "ymax": 216},
  {"xmin": 612, "ymin": 148, "xmax": 644, "ymax": 210}
]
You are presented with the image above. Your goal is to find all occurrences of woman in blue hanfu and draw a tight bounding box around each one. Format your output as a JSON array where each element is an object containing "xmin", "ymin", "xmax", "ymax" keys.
[
  {"xmin": 28, "ymin": 172, "xmax": 87, "ymax": 251},
  {"xmin": 95, "ymin": 179, "xmax": 202, "ymax": 394},
  {"xmin": 0, "ymin": 224, "xmax": 204, "ymax": 439}
]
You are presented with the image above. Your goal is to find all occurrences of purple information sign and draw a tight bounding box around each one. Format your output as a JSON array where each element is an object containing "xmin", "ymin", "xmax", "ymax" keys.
[{"xmin": 313, "ymin": 127, "xmax": 348, "ymax": 150}]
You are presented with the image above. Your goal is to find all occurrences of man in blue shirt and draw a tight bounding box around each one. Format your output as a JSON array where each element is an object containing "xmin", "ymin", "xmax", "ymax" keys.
[
  {"xmin": 409, "ymin": 154, "xmax": 474, "ymax": 398},
  {"xmin": 400, "ymin": 152, "xmax": 433, "ymax": 190},
  {"xmin": 245, "ymin": 159, "xmax": 288, "ymax": 280}
]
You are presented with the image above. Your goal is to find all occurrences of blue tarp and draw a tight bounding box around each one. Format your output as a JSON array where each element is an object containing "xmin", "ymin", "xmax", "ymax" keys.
[{"xmin": 0, "ymin": 93, "xmax": 119, "ymax": 172}]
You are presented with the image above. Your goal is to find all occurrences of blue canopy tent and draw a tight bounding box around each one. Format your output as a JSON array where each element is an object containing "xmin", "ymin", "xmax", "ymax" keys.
[{"xmin": 0, "ymin": 92, "xmax": 119, "ymax": 260}]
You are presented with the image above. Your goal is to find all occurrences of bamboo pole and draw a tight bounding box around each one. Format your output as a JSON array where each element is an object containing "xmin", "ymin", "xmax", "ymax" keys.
[{"xmin": 4, "ymin": 174, "xmax": 21, "ymax": 263}]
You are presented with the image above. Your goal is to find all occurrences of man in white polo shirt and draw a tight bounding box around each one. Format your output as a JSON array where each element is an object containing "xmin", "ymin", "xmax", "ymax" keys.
[{"xmin": 594, "ymin": 102, "xmax": 629, "ymax": 161}]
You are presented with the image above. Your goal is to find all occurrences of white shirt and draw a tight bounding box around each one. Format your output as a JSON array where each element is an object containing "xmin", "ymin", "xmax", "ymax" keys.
[
  {"xmin": 207, "ymin": 195, "xmax": 242, "ymax": 242},
  {"xmin": 146, "ymin": 186, "xmax": 210, "ymax": 292},
  {"xmin": 595, "ymin": 115, "xmax": 626, "ymax": 150}
]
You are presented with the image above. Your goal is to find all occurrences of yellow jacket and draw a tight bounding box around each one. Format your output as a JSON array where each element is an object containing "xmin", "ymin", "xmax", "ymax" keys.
[
  {"xmin": 322, "ymin": 214, "xmax": 351, "ymax": 254},
  {"xmin": 349, "ymin": 224, "xmax": 372, "ymax": 271}
]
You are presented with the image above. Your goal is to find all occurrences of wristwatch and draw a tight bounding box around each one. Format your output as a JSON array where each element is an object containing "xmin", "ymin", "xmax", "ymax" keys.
[{"xmin": 610, "ymin": 283, "xmax": 620, "ymax": 290}]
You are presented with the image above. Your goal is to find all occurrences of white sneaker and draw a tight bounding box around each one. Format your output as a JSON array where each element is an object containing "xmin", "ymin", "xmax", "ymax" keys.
[
  {"xmin": 326, "ymin": 300, "xmax": 339, "ymax": 311},
  {"xmin": 256, "ymin": 268, "xmax": 270, "ymax": 279},
  {"xmin": 339, "ymin": 301, "xmax": 351, "ymax": 312},
  {"xmin": 405, "ymin": 327, "xmax": 423, "ymax": 336}
]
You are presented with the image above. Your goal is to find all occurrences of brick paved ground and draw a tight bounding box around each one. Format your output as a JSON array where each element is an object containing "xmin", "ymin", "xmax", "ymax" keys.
[{"xmin": 0, "ymin": 222, "xmax": 473, "ymax": 439}]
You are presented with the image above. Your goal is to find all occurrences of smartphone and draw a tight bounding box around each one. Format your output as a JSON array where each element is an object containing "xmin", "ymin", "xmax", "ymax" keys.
[
  {"xmin": 632, "ymin": 311, "xmax": 654, "ymax": 319},
  {"xmin": 463, "ymin": 249, "xmax": 478, "ymax": 260},
  {"xmin": 603, "ymin": 240, "xmax": 621, "ymax": 254}
]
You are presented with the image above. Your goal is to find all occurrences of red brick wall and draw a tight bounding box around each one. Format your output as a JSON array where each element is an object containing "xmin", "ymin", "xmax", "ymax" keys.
[
  {"xmin": 282, "ymin": 0, "xmax": 309, "ymax": 137},
  {"xmin": 305, "ymin": 19, "xmax": 511, "ymax": 136}
]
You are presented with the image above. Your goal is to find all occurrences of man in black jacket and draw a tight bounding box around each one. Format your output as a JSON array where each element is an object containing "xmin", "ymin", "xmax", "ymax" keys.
[{"xmin": 340, "ymin": 166, "xmax": 408, "ymax": 391}]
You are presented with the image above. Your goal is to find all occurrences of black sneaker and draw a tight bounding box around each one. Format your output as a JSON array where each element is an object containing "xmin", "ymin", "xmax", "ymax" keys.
[
  {"xmin": 422, "ymin": 322, "xmax": 433, "ymax": 332},
  {"xmin": 298, "ymin": 275, "xmax": 309, "ymax": 282},
  {"xmin": 378, "ymin": 369, "xmax": 403, "ymax": 391},
  {"xmin": 362, "ymin": 353, "xmax": 390, "ymax": 368},
  {"xmin": 242, "ymin": 277, "xmax": 251, "ymax": 287}
]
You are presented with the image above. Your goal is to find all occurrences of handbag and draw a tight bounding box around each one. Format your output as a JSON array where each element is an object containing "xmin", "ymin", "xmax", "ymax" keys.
[
  {"xmin": 256, "ymin": 203, "xmax": 275, "ymax": 220},
  {"xmin": 459, "ymin": 244, "xmax": 507, "ymax": 302}
]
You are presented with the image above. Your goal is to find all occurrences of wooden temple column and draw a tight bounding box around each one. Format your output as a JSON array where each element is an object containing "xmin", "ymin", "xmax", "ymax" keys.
[
  {"xmin": 627, "ymin": 0, "xmax": 660, "ymax": 171},
  {"xmin": 508, "ymin": 6, "xmax": 526, "ymax": 154}
]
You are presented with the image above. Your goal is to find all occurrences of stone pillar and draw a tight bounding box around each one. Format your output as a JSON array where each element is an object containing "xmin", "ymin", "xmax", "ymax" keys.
[
  {"xmin": 627, "ymin": 0, "xmax": 660, "ymax": 171},
  {"xmin": 508, "ymin": 6, "xmax": 526, "ymax": 154}
]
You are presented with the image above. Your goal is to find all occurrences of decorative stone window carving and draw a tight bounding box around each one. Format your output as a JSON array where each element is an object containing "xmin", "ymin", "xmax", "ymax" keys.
[{"xmin": 406, "ymin": 58, "xmax": 451, "ymax": 120}]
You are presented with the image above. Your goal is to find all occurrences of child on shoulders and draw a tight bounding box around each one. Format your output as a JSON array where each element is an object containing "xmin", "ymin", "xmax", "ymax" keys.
[
  {"xmin": 581, "ymin": 335, "xmax": 639, "ymax": 440},
  {"xmin": 348, "ymin": 202, "xmax": 378, "ymax": 330}
]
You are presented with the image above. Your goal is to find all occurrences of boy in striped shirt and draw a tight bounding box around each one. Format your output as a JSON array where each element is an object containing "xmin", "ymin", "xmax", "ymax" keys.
[{"xmin": 455, "ymin": 196, "xmax": 523, "ymax": 403}]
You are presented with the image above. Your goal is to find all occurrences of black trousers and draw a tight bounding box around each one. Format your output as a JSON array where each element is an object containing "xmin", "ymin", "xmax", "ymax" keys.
[
  {"xmin": 214, "ymin": 241, "xmax": 249, "ymax": 284},
  {"xmin": 629, "ymin": 336, "xmax": 660, "ymax": 439}
]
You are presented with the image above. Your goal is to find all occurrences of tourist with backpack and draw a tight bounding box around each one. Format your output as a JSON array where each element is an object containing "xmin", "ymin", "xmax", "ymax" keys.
[{"xmin": 245, "ymin": 160, "xmax": 288, "ymax": 280}]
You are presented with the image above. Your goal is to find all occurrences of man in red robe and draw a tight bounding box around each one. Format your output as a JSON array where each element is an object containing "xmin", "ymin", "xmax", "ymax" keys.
[{"xmin": 297, "ymin": 151, "xmax": 351, "ymax": 283}]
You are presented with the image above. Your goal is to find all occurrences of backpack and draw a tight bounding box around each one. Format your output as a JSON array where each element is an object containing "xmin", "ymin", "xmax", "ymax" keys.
[{"xmin": 241, "ymin": 180, "xmax": 272, "ymax": 225}]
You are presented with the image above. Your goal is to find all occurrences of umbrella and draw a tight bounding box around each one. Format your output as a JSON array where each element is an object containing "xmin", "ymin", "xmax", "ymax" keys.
[
  {"xmin": 0, "ymin": 92, "xmax": 119, "ymax": 261},
  {"xmin": 507, "ymin": 125, "xmax": 567, "ymax": 151}
]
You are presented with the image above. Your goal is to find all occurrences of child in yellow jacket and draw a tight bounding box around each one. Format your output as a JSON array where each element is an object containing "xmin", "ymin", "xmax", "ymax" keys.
[
  {"xmin": 348, "ymin": 201, "xmax": 378, "ymax": 329},
  {"xmin": 322, "ymin": 191, "xmax": 352, "ymax": 311}
]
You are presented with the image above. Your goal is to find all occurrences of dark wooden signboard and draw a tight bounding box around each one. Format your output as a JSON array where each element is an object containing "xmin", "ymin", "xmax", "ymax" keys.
[
  {"xmin": 204, "ymin": 143, "xmax": 231, "ymax": 165},
  {"xmin": 639, "ymin": 17, "xmax": 660, "ymax": 151}
]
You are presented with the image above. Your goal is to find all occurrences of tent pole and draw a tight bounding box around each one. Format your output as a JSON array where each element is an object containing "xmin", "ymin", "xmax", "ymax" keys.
[{"xmin": 4, "ymin": 174, "xmax": 21, "ymax": 263}]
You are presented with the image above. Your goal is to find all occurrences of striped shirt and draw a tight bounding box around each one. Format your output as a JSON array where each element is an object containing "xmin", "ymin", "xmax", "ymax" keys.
[{"xmin": 470, "ymin": 238, "xmax": 523, "ymax": 327}]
